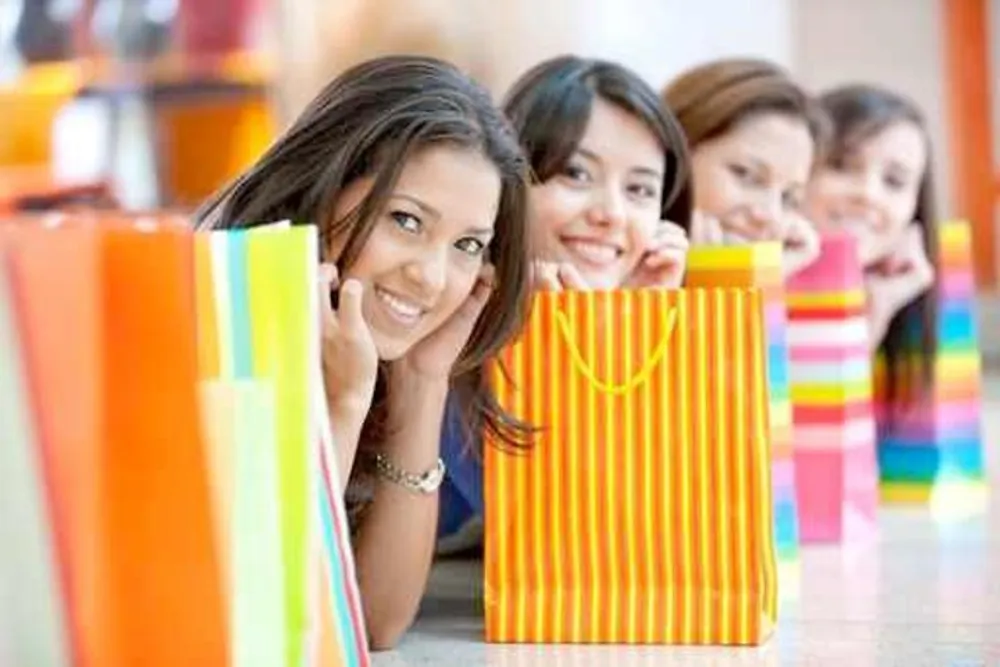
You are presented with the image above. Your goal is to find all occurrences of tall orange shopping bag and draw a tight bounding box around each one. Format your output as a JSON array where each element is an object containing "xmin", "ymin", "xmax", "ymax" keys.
[
  {"xmin": 485, "ymin": 288, "xmax": 777, "ymax": 645},
  {"xmin": 0, "ymin": 215, "xmax": 228, "ymax": 667},
  {"xmin": 685, "ymin": 243, "xmax": 800, "ymax": 589}
]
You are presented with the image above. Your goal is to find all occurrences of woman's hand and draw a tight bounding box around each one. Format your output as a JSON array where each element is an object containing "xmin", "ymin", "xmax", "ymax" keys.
[
  {"xmin": 532, "ymin": 260, "xmax": 589, "ymax": 292},
  {"xmin": 690, "ymin": 210, "xmax": 726, "ymax": 246},
  {"xmin": 781, "ymin": 211, "xmax": 821, "ymax": 277},
  {"xmin": 395, "ymin": 263, "xmax": 496, "ymax": 381},
  {"xmin": 690, "ymin": 209, "xmax": 820, "ymax": 277},
  {"xmin": 319, "ymin": 262, "xmax": 379, "ymax": 427},
  {"xmin": 625, "ymin": 220, "xmax": 689, "ymax": 289},
  {"xmin": 865, "ymin": 224, "xmax": 935, "ymax": 346}
]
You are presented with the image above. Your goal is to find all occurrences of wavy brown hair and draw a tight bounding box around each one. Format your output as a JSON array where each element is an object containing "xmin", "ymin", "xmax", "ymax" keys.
[
  {"xmin": 818, "ymin": 84, "xmax": 938, "ymax": 418},
  {"xmin": 503, "ymin": 55, "xmax": 693, "ymax": 229},
  {"xmin": 663, "ymin": 57, "xmax": 828, "ymax": 158},
  {"xmin": 197, "ymin": 55, "xmax": 532, "ymax": 452}
]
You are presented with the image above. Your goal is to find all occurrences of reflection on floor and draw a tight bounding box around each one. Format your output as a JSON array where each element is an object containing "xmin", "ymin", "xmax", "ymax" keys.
[{"xmin": 375, "ymin": 377, "xmax": 1000, "ymax": 667}]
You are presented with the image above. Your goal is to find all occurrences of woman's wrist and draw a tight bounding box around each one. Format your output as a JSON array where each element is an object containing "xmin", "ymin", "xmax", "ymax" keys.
[
  {"xmin": 864, "ymin": 288, "xmax": 892, "ymax": 348},
  {"xmin": 378, "ymin": 363, "xmax": 449, "ymax": 464},
  {"xmin": 388, "ymin": 362, "xmax": 450, "ymax": 406},
  {"xmin": 327, "ymin": 394, "xmax": 370, "ymax": 438}
]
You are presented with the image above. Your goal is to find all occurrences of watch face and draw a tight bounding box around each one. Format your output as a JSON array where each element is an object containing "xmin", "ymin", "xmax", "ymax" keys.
[{"xmin": 419, "ymin": 462, "xmax": 445, "ymax": 492}]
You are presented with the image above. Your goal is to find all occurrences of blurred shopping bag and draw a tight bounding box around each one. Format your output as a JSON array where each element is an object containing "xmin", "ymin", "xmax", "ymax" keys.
[
  {"xmin": 875, "ymin": 219, "xmax": 987, "ymax": 517},
  {"xmin": 194, "ymin": 223, "xmax": 370, "ymax": 667},
  {"xmin": 686, "ymin": 243, "xmax": 800, "ymax": 584},
  {"xmin": 485, "ymin": 287, "xmax": 777, "ymax": 645},
  {"xmin": 0, "ymin": 222, "xmax": 74, "ymax": 667},
  {"xmin": 0, "ymin": 214, "xmax": 228, "ymax": 667},
  {"xmin": 0, "ymin": 214, "xmax": 370, "ymax": 667},
  {"xmin": 787, "ymin": 231, "xmax": 879, "ymax": 543}
]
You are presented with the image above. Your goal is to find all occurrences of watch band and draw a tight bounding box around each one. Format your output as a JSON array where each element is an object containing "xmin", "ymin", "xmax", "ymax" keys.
[{"xmin": 372, "ymin": 452, "xmax": 446, "ymax": 495}]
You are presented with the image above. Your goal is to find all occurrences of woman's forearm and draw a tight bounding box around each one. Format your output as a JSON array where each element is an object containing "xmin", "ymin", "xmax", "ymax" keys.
[
  {"xmin": 867, "ymin": 302, "xmax": 892, "ymax": 350},
  {"xmin": 329, "ymin": 399, "xmax": 366, "ymax": 490},
  {"xmin": 351, "ymin": 372, "xmax": 448, "ymax": 650}
]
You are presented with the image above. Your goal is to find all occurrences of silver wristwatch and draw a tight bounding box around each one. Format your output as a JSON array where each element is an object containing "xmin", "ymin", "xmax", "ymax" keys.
[{"xmin": 372, "ymin": 453, "xmax": 446, "ymax": 495}]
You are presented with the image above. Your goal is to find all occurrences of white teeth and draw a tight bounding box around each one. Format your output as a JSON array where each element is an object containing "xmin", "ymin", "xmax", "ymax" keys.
[
  {"xmin": 565, "ymin": 239, "xmax": 619, "ymax": 265},
  {"xmin": 375, "ymin": 287, "xmax": 422, "ymax": 323}
]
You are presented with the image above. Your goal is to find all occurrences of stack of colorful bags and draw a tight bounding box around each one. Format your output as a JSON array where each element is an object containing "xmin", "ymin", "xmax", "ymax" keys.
[
  {"xmin": 876, "ymin": 220, "xmax": 988, "ymax": 516},
  {"xmin": 786, "ymin": 232, "xmax": 880, "ymax": 544},
  {"xmin": 0, "ymin": 214, "xmax": 370, "ymax": 667}
]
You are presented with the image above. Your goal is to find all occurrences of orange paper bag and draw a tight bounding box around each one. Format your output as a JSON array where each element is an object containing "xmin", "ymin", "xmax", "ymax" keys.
[
  {"xmin": 685, "ymin": 243, "xmax": 799, "ymax": 570},
  {"xmin": 485, "ymin": 288, "xmax": 777, "ymax": 646},
  {"xmin": 0, "ymin": 215, "xmax": 228, "ymax": 667}
]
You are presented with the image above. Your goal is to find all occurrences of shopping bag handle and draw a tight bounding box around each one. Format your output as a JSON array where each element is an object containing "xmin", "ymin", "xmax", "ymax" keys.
[{"xmin": 554, "ymin": 306, "xmax": 678, "ymax": 396}]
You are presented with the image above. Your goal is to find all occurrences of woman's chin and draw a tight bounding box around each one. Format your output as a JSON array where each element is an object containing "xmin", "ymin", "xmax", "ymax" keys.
[
  {"xmin": 371, "ymin": 331, "xmax": 411, "ymax": 363},
  {"xmin": 574, "ymin": 266, "xmax": 625, "ymax": 291}
]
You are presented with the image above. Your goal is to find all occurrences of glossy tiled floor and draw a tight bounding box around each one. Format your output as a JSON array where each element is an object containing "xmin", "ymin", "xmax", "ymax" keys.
[{"xmin": 375, "ymin": 375, "xmax": 1000, "ymax": 666}]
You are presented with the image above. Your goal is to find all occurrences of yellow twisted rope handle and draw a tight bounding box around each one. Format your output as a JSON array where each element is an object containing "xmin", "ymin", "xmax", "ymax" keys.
[{"xmin": 554, "ymin": 306, "xmax": 678, "ymax": 396}]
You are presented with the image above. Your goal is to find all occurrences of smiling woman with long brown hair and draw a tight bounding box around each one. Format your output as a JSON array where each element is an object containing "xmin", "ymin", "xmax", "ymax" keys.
[
  {"xmin": 663, "ymin": 58, "xmax": 828, "ymax": 277},
  {"xmin": 198, "ymin": 54, "xmax": 532, "ymax": 650},
  {"xmin": 806, "ymin": 84, "xmax": 938, "ymax": 430}
]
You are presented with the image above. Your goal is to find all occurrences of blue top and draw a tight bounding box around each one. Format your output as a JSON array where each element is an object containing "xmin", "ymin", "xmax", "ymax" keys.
[{"xmin": 437, "ymin": 396, "xmax": 484, "ymax": 540}]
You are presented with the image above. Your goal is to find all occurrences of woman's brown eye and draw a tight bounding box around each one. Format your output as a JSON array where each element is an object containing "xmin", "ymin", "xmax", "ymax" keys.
[
  {"xmin": 728, "ymin": 163, "xmax": 750, "ymax": 179},
  {"xmin": 885, "ymin": 174, "xmax": 907, "ymax": 191},
  {"xmin": 563, "ymin": 164, "xmax": 591, "ymax": 183},
  {"xmin": 728, "ymin": 163, "xmax": 763, "ymax": 187}
]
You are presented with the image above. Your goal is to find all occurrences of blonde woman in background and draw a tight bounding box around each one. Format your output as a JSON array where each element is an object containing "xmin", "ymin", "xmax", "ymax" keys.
[{"xmin": 663, "ymin": 58, "xmax": 827, "ymax": 277}]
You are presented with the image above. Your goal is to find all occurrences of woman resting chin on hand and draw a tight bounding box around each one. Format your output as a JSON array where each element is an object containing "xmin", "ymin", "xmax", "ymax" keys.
[
  {"xmin": 664, "ymin": 58, "xmax": 826, "ymax": 278},
  {"xmin": 436, "ymin": 55, "xmax": 694, "ymax": 557},
  {"xmin": 198, "ymin": 55, "xmax": 533, "ymax": 651}
]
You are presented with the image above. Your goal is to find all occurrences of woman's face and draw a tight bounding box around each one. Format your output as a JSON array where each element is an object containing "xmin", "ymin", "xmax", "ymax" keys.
[
  {"xmin": 529, "ymin": 97, "xmax": 666, "ymax": 290},
  {"xmin": 806, "ymin": 120, "xmax": 927, "ymax": 266},
  {"xmin": 328, "ymin": 145, "xmax": 501, "ymax": 360},
  {"xmin": 691, "ymin": 112, "xmax": 815, "ymax": 243}
]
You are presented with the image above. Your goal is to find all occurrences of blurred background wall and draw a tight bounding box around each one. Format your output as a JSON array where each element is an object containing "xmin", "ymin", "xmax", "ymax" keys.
[
  {"xmin": 793, "ymin": 0, "xmax": 951, "ymax": 225},
  {"xmin": 273, "ymin": 0, "xmax": 795, "ymax": 117}
]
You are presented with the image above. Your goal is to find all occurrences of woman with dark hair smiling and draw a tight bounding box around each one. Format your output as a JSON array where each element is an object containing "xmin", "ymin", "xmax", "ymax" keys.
[
  {"xmin": 806, "ymin": 84, "xmax": 938, "ymax": 429},
  {"xmin": 438, "ymin": 54, "xmax": 693, "ymax": 556},
  {"xmin": 199, "ymin": 54, "xmax": 533, "ymax": 650}
]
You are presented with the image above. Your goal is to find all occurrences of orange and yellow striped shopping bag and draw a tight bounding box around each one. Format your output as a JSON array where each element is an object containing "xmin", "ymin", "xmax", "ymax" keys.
[{"xmin": 484, "ymin": 288, "xmax": 777, "ymax": 645}]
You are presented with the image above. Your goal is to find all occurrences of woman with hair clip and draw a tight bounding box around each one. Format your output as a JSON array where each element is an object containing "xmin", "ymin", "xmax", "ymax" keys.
[
  {"xmin": 663, "ymin": 58, "xmax": 827, "ymax": 277},
  {"xmin": 197, "ymin": 55, "xmax": 533, "ymax": 650},
  {"xmin": 805, "ymin": 84, "xmax": 937, "ymax": 422},
  {"xmin": 437, "ymin": 54, "xmax": 693, "ymax": 555}
]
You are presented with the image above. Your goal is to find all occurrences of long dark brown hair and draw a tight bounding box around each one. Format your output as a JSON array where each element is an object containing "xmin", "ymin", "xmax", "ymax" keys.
[
  {"xmin": 663, "ymin": 58, "xmax": 828, "ymax": 159},
  {"xmin": 818, "ymin": 84, "xmax": 938, "ymax": 419},
  {"xmin": 503, "ymin": 55, "xmax": 693, "ymax": 229},
  {"xmin": 197, "ymin": 55, "xmax": 532, "ymax": 454}
]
